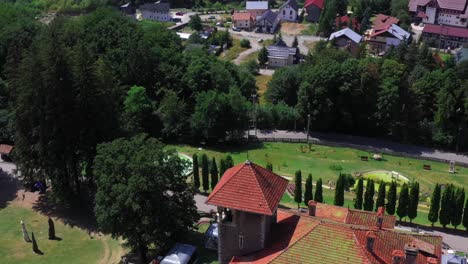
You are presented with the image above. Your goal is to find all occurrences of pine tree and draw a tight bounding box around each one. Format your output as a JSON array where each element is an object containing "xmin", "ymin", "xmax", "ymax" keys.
[
  {"xmin": 451, "ymin": 187, "xmax": 465, "ymax": 229},
  {"xmin": 363, "ymin": 179, "xmax": 375, "ymax": 211},
  {"xmin": 201, "ymin": 154, "xmax": 209, "ymax": 193},
  {"xmin": 397, "ymin": 183, "xmax": 409, "ymax": 221},
  {"xmin": 334, "ymin": 174, "xmax": 345, "ymax": 206},
  {"xmin": 462, "ymin": 197, "xmax": 468, "ymax": 231},
  {"xmin": 428, "ymin": 183, "xmax": 441, "ymax": 227},
  {"xmin": 304, "ymin": 173, "xmax": 313, "ymax": 206},
  {"xmin": 439, "ymin": 184, "xmax": 453, "ymax": 228},
  {"xmin": 354, "ymin": 178, "xmax": 364, "ymax": 209},
  {"xmin": 219, "ymin": 158, "xmax": 226, "ymax": 177},
  {"xmin": 193, "ymin": 154, "xmax": 200, "ymax": 190},
  {"xmin": 315, "ymin": 178, "xmax": 323, "ymax": 203},
  {"xmin": 266, "ymin": 162, "xmax": 273, "ymax": 171},
  {"xmin": 258, "ymin": 46, "xmax": 268, "ymax": 66},
  {"xmin": 408, "ymin": 182, "xmax": 419, "ymax": 223},
  {"xmin": 294, "ymin": 170, "xmax": 302, "ymax": 208},
  {"xmin": 387, "ymin": 181, "xmax": 397, "ymax": 215},
  {"xmin": 210, "ymin": 157, "xmax": 218, "ymax": 190},
  {"xmin": 375, "ymin": 180, "xmax": 386, "ymax": 212}
]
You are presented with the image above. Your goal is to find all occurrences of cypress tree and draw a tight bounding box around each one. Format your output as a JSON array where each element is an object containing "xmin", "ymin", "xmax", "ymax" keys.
[
  {"xmin": 225, "ymin": 155, "xmax": 234, "ymax": 168},
  {"xmin": 304, "ymin": 173, "xmax": 313, "ymax": 206},
  {"xmin": 219, "ymin": 158, "xmax": 226, "ymax": 178},
  {"xmin": 363, "ymin": 179, "xmax": 374, "ymax": 211},
  {"xmin": 334, "ymin": 174, "xmax": 345, "ymax": 206},
  {"xmin": 294, "ymin": 170, "xmax": 302, "ymax": 208},
  {"xmin": 210, "ymin": 157, "xmax": 218, "ymax": 190},
  {"xmin": 428, "ymin": 183, "xmax": 441, "ymax": 227},
  {"xmin": 408, "ymin": 182, "xmax": 419, "ymax": 223},
  {"xmin": 354, "ymin": 178, "xmax": 363, "ymax": 209},
  {"xmin": 315, "ymin": 178, "xmax": 323, "ymax": 203},
  {"xmin": 387, "ymin": 181, "xmax": 397, "ymax": 215},
  {"xmin": 193, "ymin": 154, "xmax": 200, "ymax": 190},
  {"xmin": 397, "ymin": 183, "xmax": 409, "ymax": 221},
  {"xmin": 462, "ymin": 197, "xmax": 468, "ymax": 231},
  {"xmin": 375, "ymin": 180, "xmax": 386, "ymax": 211},
  {"xmin": 266, "ymin": 162, "xmax": 273, "ymax": 171},
  {"xmin": 451, "ymin": 187, "xmax": 465, "ymax": 229},
  {"xmin": 201, "ymin": 154, "xmax": 209, "ymax": 193},
  {"xmin": 439, "ymin": 184, "xmax": 453, "ymax": 228}
]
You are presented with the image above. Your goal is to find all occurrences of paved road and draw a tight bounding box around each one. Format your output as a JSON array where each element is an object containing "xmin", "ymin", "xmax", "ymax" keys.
[{"xmin": 252, "ymin": 129, "xmax": 468, "ymax": 164}]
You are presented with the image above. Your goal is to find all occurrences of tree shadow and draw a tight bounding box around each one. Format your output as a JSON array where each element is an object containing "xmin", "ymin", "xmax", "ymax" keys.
[
  {"xmin": 0, "ymin": 170, "xmax": 20, "ymax": 209},
  {"xmin": 50, "ymin": 236, "xmax": 62, "ymax": 241},
  {"xmin": 32, "ymin": 193, "xmax": 97, "ymax": 233},
  {"xmin": 33, "ymin": 249, "xmax": 44, "ymax": 255}
]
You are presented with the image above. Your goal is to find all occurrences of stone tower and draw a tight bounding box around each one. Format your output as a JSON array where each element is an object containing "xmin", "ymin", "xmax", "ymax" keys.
[{"xmin": 206, "ymin": 161, "xmax": 289, "ymax": 264}]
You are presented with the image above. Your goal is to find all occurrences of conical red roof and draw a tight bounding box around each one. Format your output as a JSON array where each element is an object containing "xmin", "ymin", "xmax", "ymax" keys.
[{"xmin": 206, "ymin": 161, "xmax": 289, "ymax": 215}]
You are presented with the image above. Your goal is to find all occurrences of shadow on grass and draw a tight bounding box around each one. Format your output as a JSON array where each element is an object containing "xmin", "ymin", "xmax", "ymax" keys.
[
  {"xmin": 32, "ymin": 192, "xmax": 97, "ymax": 233},
  {"xmin": 0, "ymin": 170, "xmax": 20, "ymax": 209}
]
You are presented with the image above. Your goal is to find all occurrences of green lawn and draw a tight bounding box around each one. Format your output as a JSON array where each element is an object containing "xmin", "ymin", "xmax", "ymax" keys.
[
  {"xmin": 172, "ymin": 142, "xmax": 468, "ymax": 229},
  {"xmin": 0, "ymin": 205, "xmax": 123, "ymax": 264},
  {"xmin": 222, "ymin": 39, "xmax": 249, "ymax": 61}
]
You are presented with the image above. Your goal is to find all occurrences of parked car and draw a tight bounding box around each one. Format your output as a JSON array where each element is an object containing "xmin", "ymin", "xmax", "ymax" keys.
[
  {"xmin": 232, "ymin": 27, "xmax": 241, "ymax": 32},
  {"xmin": 257, "ymin": 38, "xmax": 263, "ymax": 43},
  {"xmin": 175, "ymin": 12, "xmax": 185, "ymax": 16},
  {"xmin": 216, "ymin": 22, "xmax": 224, "ymax": 27},
  {"xmin": 159, "ymin": 243, "xmax": 198, "ymax": 264},
  {"xmin": 172, "ymin": 18, "xmax": 182, "ymax": 23},
  {"xmin": 208, "ymin": 16, "xmax": 216, "ymax": 19}
]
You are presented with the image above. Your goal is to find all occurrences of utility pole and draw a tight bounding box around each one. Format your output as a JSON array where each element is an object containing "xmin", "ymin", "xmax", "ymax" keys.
[{"xmin": 306, "ymin": 114, "xmax": 311, "ymax": 144}]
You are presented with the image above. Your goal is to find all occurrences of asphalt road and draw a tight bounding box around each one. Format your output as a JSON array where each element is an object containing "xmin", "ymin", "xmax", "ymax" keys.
[{"xmin": 396, "ymin": 225, "xmax": 468, "ymax": 253}]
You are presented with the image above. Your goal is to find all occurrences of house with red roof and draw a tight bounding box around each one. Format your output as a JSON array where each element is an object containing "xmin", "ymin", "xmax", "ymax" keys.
[
  {"xmin": 335, "ymin": 14, "xmax": 360, "ymax": 31},
  {"xmin": 0, "ymin": 144, "xmax": 13, "ymax": 161},
  {"xmin": 409, "ymin": 0, "xmax": 468, "ymax": 28},
  {"xmin": 207, "ymin": 162, "xmax": 443, "ymax": 264},
  {"xmin": 373, "ymin": 14, "xmax": 401, "ymax": 30},
  {"xmin": 304, "ymin": 0, "xmax": 324, "ymax": 22},
  {"xmin": 422, "ymin": 23, "xmax": 468, "ymax": 49},
  {"xmin": 367, "ymin": 23, "xmax": 411, "ymax": 54},
  {"xmin": 232, "ymin": 12, "xmax": 255, "ymax": 31}
]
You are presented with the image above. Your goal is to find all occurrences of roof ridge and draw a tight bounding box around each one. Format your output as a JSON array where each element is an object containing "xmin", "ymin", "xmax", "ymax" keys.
[
  {"xmin": 206, "ymin": 163, "xmax": 246, "ymax": 203},
  {"xmin": 250, "ymin": 163, "xmax": 275, "ymax": 213},
  {"xmin": 351, "ymin": 229, "xmax": 376, "ymax": 264}
]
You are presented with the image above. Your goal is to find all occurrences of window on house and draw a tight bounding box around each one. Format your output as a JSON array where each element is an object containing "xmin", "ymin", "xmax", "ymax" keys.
[
  {"xmin": 283, "ymin": 10, "xmax": 285, "ymax": 15},
  {"xmin": 290, "ymin": 10, "xmax": 292, "ymax": 15},
  {"xmin": 239, "ymin": 235, "xmax": 244, "ymax": 249}
]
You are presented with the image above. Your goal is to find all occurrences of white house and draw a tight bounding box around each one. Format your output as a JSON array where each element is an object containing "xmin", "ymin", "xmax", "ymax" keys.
[
  {"xmin": 139, "ymin": 1, "xmax": 171, "ymax": 22},
  {"xmin": 278, "ymin": 0, "xmax": 298, "ymax": 22}
]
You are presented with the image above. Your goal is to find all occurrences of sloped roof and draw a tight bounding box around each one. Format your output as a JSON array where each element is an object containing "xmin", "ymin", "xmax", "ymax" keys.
[
  {"xmin": 230, "ymin": 209, "xmax": 442, "ymax": 264},
  {"xmin": 304, "ymin": 0, "xmax": 325, "ymax": 9},
  {"xmin": 233, "ymin": 12, "xmax": 254, "ymax": 21},
  {"xmin": 408, "ymin": 0, "xmax": 432, "ymax": 12},
  {"xmin": 346, "ymin": 208, "xmax": 396, "ymax": 229},
  {"xmin": 0, "ymin": 144, "xmax": 13, "ymax": 154},
  {"xmin": 246, "ymin": 1, "xmax": 269, "ymax": 10},
  {"xmin": 371, "ymin": 24, "xmax": 410, "ymax": 40},
  {"xmin": 139, "ymin": 2, "xmax": 170, "ymax": 12},
  {"xmin": 423, "ymin": 23, "xmax": 468, "ymax": 38},
  {"xmin": 280, "ymin": 0, "xmax": 298, "ymax": 11},
  {"xmin": 329, "ymin": 28, "xmax": 362, "ymax": 43},
  {"xmin": 437, "ymin": 0, "xmax": 467, "ymax": 11},
  {"xmin": 373, "ymin": 14, "xmax": 400, "ymax": 30},
  {"xmin": 256, "ymin": 10, "xmax": 278, "ymax": 25},
  {"xmin": 206, "ymin": 161, "xmax": 289, "ymax": 216}
]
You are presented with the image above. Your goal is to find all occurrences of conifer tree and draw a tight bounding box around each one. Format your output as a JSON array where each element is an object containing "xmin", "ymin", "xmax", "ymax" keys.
[
  {"xmin": 451, "ymin": 187, "xmax": 465, "ymax": 229},
  {"xmin": 225, "ymin": 155, "xmax": 234, "ymax": 168},
  {"xmin": 201, "ymin": 154, "xmax": 209, "ymax": 193},
  {"xmin": 439, "ymin": 184, "xmax": 453, "ymax": 228},
  {"xmin": 193, "ymin": 154, "xmax": 200, "ymax": 189},
  {"xmin": 210, "ymin": 157, "xmax": 218, "ymax": 190},
  {"xmin": 294, "ymin": 170, "xmax": 302, "ymax": 208},
  {"xmin": 462, "ymin": 197, "xmax": 468, "ymax": 231},
  {"xmin": 354, "ymin": 178, "xmax": 364, "ymax": 209},
  {"xmin": 428, "ymin": 183, "xmax": 441, "ymax": 227},
  {"xmin": 387, "ymin": 181, "xmax": 397, "ymax": 215},
  {"xmin": 304, "ymin": 173, "xmax": 313, "ymax": 206},
  {"xmin": 363, "ymin": 179, "xmax": 374, "ymax": 211},
  {"xmin": 334, "ymin": 174, "xmax": 345, "ymax": 206},
  {"xmin": 315, "ymin": 178, "xmax": 323, "ymax": 203},
  {"xmin": 408, "ymin": 182, "xmax": 419, "ymax": 223},
  {"xmin": 266, "ymin": 162, "xmax": 273, "ymax": 171},
  {"xmin": 375, "ymin": 180, "xmax": 386, "ymax": 211},
  {"xmin": 397, "ymin": 183, "xmax": 409, "ymax": 221},
  {"xmin": 219, "ymin": 158, "xmax": 226, "ymax": 177}
]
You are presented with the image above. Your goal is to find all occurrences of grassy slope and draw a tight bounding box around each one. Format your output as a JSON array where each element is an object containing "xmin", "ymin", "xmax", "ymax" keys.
[
  {"xmin": 0, "ymin": 205, "xmax": 122, "ymax": 264},
  {"xmin": 222, "ymin": 39, "xmax": 249, "ymax": 61},
  {"xmin": 255, "ymin": 74, "xmax": 272, "ymax": 104},
  {"xmin": 172, "ymin": 142, "xmax": 468, "ymax": 228}
]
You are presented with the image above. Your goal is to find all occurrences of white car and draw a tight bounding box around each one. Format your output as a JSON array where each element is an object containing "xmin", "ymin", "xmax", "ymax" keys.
[{"xmin": 257, "ymin": 38, "xmax": 264, "ymax": 43}]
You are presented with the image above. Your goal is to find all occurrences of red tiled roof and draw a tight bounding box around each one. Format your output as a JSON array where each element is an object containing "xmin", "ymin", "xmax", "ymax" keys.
[
  {"xmin": 417, "ymin": 11, "xmax": 429, "ymax": 18},
  {"xmin": 423, "ymin": 23, "xmax": 468, "ymax": 38},
  {"xmin": 437, "ymin": 0, "xmax": 467, "ymax": 11},
  {"xmin": 232, "ymin": 12, "xmax": 254, "ymax": 21},
  {"xmin": 373, "ymin": 14, "xmax": 400, "ymax": 30},
  {"xmin": 206, "ymin": 161, "xmax": 289, "ymax": 216},
  {"xmin": 304, "ymin": 0, "xmax": 325, "ymax": 9},
  {"xmin": 0, "ymin": 144, "xmax": 13, "ymax": 154},
  {"xmin": 346, "ymin": 208, "xmax": 396, "ymax": 229},
  {"xmin": 335, "ymin": 15, "xmax": 361, "ymax": 31},
  {"xmin": 314, "ymin": 203, "xmax": 349, "ymax": 222}
]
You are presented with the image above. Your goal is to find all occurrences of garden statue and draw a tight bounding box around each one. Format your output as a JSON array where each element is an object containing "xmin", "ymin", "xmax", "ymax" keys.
[
  {"xmin": 48, "ymin": 217, "xmax": 55, "ymax": 239},
  {"xmin": 21, "ymin": 220, "xmax": 31, "ymax": 242}
]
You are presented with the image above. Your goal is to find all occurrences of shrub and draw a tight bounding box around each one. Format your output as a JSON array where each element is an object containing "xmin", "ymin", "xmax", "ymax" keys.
[{"xmin": 240, "ymin": 38, "xmax": 251, "ymax": 48}]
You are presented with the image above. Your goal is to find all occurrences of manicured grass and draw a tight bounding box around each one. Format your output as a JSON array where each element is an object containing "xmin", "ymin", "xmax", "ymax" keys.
[
  {"xmin": 301, "ymin": 22, "xmax": 318, "ymax": 35},
  {"xmin": 0, "ymin": 205, "xmax": 123, "ymax": 264},
  {"xmin": 222, "ymin": 39, "xmax": 249, "ymax": 61},
  {"xmin": 363, "ymin": 170, "xmax": 409, "ymax": 184},
  {"xmin": 255, "ymin": 74, "xmax": 272, "ymax": 104},
  {"xmin": 172, "ymin": 142, "xmax": 468, "ymax": 229}
]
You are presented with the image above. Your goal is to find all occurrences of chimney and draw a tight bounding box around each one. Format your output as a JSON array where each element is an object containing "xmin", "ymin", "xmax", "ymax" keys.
[
  {"xmin": 404, "ymin": 243, "xmax": 419, "ymax": 264},
  {"xmin": 377, "ymin": 206, "xmax": 385, "ymax": 229},
  {"xmin": 392, "ymin": 250, "xmax": 405, "ymax": 264},
  {"xmin": 308, "ymin": 200, "xmax": 317, "ymax": 217},
  {"xmin": 366, "ymin": 231, "xmax": 377, "ymax": 252},
  {"xmin": 426, "ymin": 257, "xmax": 438, "ymax": 264}
]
